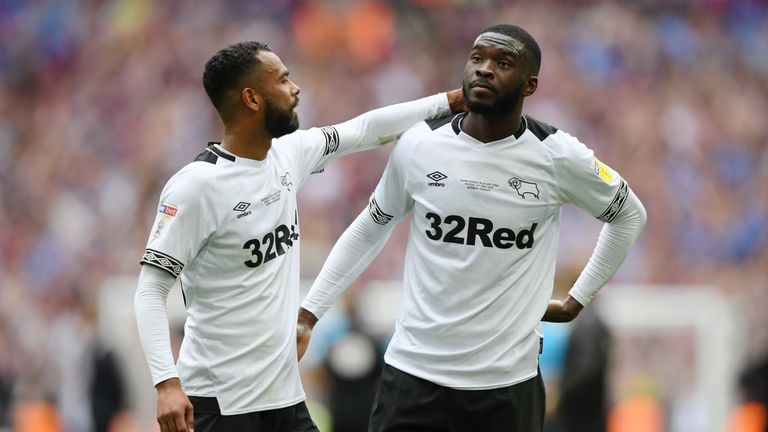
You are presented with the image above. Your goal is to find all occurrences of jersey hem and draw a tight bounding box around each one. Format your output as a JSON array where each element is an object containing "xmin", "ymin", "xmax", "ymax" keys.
[
  {"xmin": 182, "ymin": 394, "xmax": 306, "ymax": 415},
  {"xmin": 384, "ymin": 358, "xmax": 538, "ymax": 390}
]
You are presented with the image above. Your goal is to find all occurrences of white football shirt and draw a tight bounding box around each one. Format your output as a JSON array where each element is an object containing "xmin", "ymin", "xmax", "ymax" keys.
[
  {"xmin": 362, "ymin": 113, "xmax": 628, "ymax": 389},
  {"xmin": 138, "ymin": 94, "xmax": 450, "ymax": 414}
]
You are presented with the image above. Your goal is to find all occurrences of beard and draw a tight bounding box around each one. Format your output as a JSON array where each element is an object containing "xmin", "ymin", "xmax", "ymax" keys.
[
  {"xmin": 264, "ymin": 98, "xmax": 299, "ymax": 138},
  {"xmin": 462, "ymin": 81, "xmax": 523, "ymax": 115}
]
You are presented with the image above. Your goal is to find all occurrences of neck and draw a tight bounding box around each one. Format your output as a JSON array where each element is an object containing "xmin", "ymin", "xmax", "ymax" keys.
[
  {"xmin": 220, "ymin": 120, "xmax": 272, "ymax": 161},
  {"xmin": 461, "ymin": 106, "xmax": 524, "ymax": 143}
]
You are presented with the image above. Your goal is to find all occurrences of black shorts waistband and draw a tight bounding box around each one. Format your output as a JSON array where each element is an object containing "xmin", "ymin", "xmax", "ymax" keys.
[{"xmin": 189, "ymin": 396, "xmax": 221, "ymax": 414}]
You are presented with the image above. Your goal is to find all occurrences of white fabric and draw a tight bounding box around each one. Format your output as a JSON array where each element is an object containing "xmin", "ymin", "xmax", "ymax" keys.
[
  {"xmin": 569, "ymin": 189, "xmax": 646, "ymax": 306},
  {"xmin": 135, "ymin": 93, "xmax": 450, "ymax": 415},
  {"xmin": 302, "ymin": 113, "xmax": 646, "ymax": 390},
  {"xmin": 134, "ymin": 265, "xmax": 178, "ymax": 385}
]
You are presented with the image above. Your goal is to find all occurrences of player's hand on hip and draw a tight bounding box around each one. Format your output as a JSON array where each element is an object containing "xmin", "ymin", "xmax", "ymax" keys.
[
  {"xmin": 155, "ymin": 378, "xmax": 194, "ymax": 432},
  {"xmin": 297, "ymin": 307, "xmax": 319, "ymax": 361},
  {"xmin": 541, "ymin": 295, "xmax": 584, "ymax": 322}
]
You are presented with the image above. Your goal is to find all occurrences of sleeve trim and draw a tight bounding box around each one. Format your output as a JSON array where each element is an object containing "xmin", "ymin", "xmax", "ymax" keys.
[
  {"xmin": 368, "ymin": 195, "xmax": 393, "ymax": 225},
  {"xmin": 320, "ymin": 126, "xmax": 340, "ymax": 157},
  {"xmin": 140, "ymin": 249, "xmax": 184, "ymax": 278},
  {"xmin": 597, "ymin": 180, "xmax": 629, "ymax": 223}
]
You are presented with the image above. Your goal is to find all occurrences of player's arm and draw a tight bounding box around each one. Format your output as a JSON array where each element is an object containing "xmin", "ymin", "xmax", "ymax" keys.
[
  {"xmin": 297, "ymin": 205, "xmax": 397, "ymax": 359},
  {"xmin": 566, "ymin": 186, "xmax": 645, "ymax": 309},
  {"xmin": 331, "ymin": 89, "xmax": 463, "ymax": 153},
  {"xmin": 135, "ymin": 168, "xmax": 214, "ymax": 432},
  {"xmin": 134, "ymin": 265, "xmax": 194, "ymax": 432},
  {"xmin": 541, "ymin": 186, "xmax": 645, "ymax": 322},
  {"xmin": 545, "ymin": 132, "xmax": 647, "ymax": 322},
  {"xmin": 297, "ymin": 129, "xmax": 416, "ymax": 360},
  {"xmin": 288, "ymin": 90, "xmax": 463, "ymax": 181}
]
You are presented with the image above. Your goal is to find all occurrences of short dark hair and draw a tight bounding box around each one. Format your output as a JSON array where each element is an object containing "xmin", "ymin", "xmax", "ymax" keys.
[
  {"xmin": 479, "ymin": 24, "xmax": 541, "ymax": 75},
  {"xmin": 202, "ymin": 41, "xmax": 272, "ymax": 113}
]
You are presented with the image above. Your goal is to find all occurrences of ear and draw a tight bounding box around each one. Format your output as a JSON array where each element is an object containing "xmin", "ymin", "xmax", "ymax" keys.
[
  {"xmin": 522, "ymin": 76, "xmax": 538, "ymax": 97},
  {"xmin": 241, "ymin": 87, "xmax": 261, "ymax": 113}
]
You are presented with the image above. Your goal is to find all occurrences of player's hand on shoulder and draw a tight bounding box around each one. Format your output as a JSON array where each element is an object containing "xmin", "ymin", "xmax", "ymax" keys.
[
  {"xmin": 156, "ymin": 378, "xmax": 194, "ymax": 432},
  {"xmin": 447, "ymin": 88, "xmax": 467, "ymax": 113}
]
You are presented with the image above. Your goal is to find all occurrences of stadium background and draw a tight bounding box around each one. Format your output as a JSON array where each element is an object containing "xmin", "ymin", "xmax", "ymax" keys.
[{"xmin": 1, "ymin": 0, "xmax": 767, "ymax": 431}]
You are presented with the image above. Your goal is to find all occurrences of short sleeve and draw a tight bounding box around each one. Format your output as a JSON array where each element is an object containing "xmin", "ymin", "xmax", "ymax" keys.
[
  {"xmin": 274, "ymin": 93, "xmax": 450, "ymax": 187},
  {"xmin": 140, "ymin": 167, "xmax": 216, "ymax": 277},
  {"xmin": 368, "ymin": 131, "xmax": 418, "ymax": 226},
  {"xmin": 555, "ymin": 132, "xmax": 629, "ymax": 223},
  {"xmin": 272, "ymin": 128, "xmax": 337, "ymax": 187}
]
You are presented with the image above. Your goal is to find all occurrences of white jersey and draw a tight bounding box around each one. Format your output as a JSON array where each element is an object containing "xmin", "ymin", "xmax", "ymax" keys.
[
  {"xmin": 367, "ymin": 113, "xmax": 628, "ymax": 389},
  {"xmin": 138, "ymin": 94, "xmax": 451, "ymax": 414}
]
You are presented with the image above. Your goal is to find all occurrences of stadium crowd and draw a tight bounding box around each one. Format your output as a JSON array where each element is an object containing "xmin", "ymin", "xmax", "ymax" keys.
[{"xmin": 0, "ymin": 0, "xmax": 767, "ymax": 431}]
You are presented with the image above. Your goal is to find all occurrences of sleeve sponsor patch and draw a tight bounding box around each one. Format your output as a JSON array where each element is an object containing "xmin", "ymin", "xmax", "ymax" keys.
[
  {"xmin": 159, "ymin": 202, "xmax": 178, "ymax": 217},
  {"xmin": 598, "ymin": 180, "xmax": 628, "ymax": 223},
  {"xmin": 592, "ymin": 158, "xmax": 613, "ymax": 184},
  {"xmin": 368, "ymin": 195, "xmax": 393, "ymax": 225},
  {"xmin": 151, "ymin": 201, "xmax": 178, "ymax": 242},
  {"xmin": 321, "ymin": 126, "xmax": 340, "ymax": 156},
  {"xmin": 140, "ymin": 248, "xmax": 184, "ymax": 277}
]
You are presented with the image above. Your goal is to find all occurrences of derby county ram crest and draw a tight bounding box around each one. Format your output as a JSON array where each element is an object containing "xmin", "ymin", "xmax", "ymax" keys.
[{"xmin": 508, "ymin": 177, "xmax": 540, "ymax": 199}]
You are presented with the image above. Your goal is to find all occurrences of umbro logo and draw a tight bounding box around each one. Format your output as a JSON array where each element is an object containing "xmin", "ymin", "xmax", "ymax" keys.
[
  {"xmin": 234, "ymin": 201, "xmax": 252, "ymax": 219},
  {"xmin": 427, "ymin": 171, "xmax": 447, "ymax": 182},
  {"xmin": 234, "ymin": 202, "xmax": 251, "ymax": 212},
  {"xmin": 427, "ymin": 171, "xmax": 447, "ymax": 187}
]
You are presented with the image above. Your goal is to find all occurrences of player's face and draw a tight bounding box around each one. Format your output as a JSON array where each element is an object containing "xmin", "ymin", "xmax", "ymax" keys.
[
  {"xmin": 257, "ymin": 52, "xmax": 301, "ymax": 138},
  {"xmin": 462, "ymin": 33, "xmax": 533, "ymax": 115}
]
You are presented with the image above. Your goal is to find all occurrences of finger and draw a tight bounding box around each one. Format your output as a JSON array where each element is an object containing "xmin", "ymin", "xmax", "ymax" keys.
[
  {"xmin": 185, "ymin": 403, "xmax": 195, "ymax": 432},
  {"xmin": 161, "ymin": 415, "xmax": 178, "ymax": 432},
  {"xmin": 166, "ymin": 416, "xmax": 179, "ymax": 432},
  {"xmin": 157, "ymin": 418, "xmax": 170, "ymax": 432},
  {"xmin": 173, "ymin": 411, "xmax": 188, "ymax": 432}
]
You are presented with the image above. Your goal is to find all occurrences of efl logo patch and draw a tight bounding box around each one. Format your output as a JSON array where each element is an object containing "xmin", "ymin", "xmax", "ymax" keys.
[
  {"xmin": 593, "ymin": 158, "xmax": 613, "ymax": 184},
  {"xmin": 159, "ymin": 202, "xmax": 178, "ymax": 217},
  {"xmin": 151, "ymin": 203, "xmax": 176, "ymax": 241}
]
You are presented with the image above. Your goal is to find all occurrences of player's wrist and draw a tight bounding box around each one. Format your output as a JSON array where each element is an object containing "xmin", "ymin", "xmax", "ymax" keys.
[
  {"xmin": 559, "ymin": 295, "xmax": 584, "ymax": 321},
  {"xmin": 298, "ymin": 307, "xmax": 318, "ymax": 329},
  {"xmin": 155, "ymin": 377, "xmax": 183, "ymax": 393}
]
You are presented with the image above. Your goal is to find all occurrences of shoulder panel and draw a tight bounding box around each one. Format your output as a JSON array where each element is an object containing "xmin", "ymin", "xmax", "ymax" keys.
[
  {"xmin": 193, "ymin": 143, "xmax": 236, "ymax": 164},
  {"xmin": 426, "ymin": 113, "xmax": 455, "ymax": 131},
  {"xmin": 525, "ymin": 115, "xmax": 558, "ymax": 141},
  {"xmin": 194, "ymin": 148, "xmax": 218, "ymax": 164}
]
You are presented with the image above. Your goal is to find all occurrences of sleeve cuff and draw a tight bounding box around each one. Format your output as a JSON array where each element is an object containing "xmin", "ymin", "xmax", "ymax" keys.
[{"xmin": 567, "ymin": 288, "xmax": 591, "ymax": 307}]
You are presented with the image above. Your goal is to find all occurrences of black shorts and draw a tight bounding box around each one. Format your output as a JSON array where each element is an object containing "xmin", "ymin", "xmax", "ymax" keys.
[
  {"xmin": 368, "ymin": 365, "xmax": 545, "ymax": 432},
  {"xmin": 190, "ymin": 396, "xmax": 318, "ymax": 432}
]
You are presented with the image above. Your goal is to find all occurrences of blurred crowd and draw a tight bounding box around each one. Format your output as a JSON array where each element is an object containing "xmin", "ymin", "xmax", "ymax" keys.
[{"xmin": 1, "ymin": 0, "xmax": 767, "ymax": 431}]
